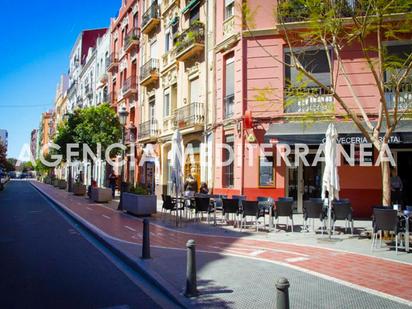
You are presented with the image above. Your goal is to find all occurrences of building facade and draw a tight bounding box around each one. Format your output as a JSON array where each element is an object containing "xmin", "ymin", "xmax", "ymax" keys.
[
  {"xmin": 30, "ymin": 129, "xmax": 38, "ymax": 161},
  {"xmin": 211, "ymin": 0, "xmax": 412, "ymax": 218}
]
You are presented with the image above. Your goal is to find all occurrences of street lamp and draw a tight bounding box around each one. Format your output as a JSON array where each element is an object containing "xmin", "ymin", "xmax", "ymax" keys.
[{"xmin": 118, "ymin": 106, "xmax": 129, "ymax": 211}]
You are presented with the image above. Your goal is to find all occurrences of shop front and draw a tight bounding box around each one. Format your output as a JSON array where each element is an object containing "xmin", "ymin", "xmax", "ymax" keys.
[{"xmin": 265, "ymin": 120, "xmax": 412, "ymax": 218}]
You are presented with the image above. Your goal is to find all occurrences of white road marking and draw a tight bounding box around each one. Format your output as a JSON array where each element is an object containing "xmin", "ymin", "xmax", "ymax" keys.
[
  {"xmin": 102, "ymin": 214, "xmax": 111, "ymax": 220},
  {"xmin": 250, "ymin": 249, "xmax": 266, "ymax": 256},
  {"xmin": 124, "ymin": 225, "xmax": 136, "ymax": 232},
  {"xmin": 285, "ymin": 257, "xmax": 310, "ymax": 263},
  {"xmin": 86, "ymin": 207, "xmax": 93, "ymax": 211}
]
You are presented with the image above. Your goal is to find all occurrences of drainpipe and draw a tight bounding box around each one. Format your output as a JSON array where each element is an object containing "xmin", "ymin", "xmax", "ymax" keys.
[{"xmin": 203, "ymin": 0, "xmax": 210, "ymax": 186}]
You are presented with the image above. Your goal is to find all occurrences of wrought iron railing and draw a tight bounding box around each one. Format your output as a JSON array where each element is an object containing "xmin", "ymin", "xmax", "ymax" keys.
[
  {"xmin": 140, "ymin": 58, "xmax": 159, "ymax": 81},
  {"xmin": 125, "ymin": 126, "xmax": 137, "ymax": 144},
  {"xmin": 122, "ymin": 77, "xmax": 137, "ymax": 95},
  {"xmin": 106, "ymin": 52, "xmax": 118, "ymax": 69},
  {"xmin": 174, "ymin": 22, "xmax": 205, "ymax": 55},
  {"xmin": 142, "ymin": 2, "xmax": 160, "ymax": 29},
  {"xmin": 124, "ymin": 27, "xmax": 140, "ymax": 50},
  {"xmin": 224, "ymin": 94, "xmax": 234, "ymax": 119},
  {"xmin": 284, "ymin": 87, "xmax": 334, "ymax": 113},
  {"xmin": 385, "ymin": 84, "xmax": 412, "ymax": 111},
  {"xmin": 173, "ymin": 102, "xmax": 204, "ymax": 128},
  {"xmin": 138, "ymin": 120, "xmax": 158, "ymax": 140}
]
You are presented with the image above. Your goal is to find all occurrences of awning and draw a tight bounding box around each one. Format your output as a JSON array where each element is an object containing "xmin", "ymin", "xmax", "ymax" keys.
[
  {"xmin": 181, "ymin": 0, "xmax": 200, "ymax": 14},
  {"xmin": 264, "ymin": 120, "xmax": 412, "ymax": 145},
  {"xmin": 168, "ymin": 16, "xmax": 179, "ymax": 27}
]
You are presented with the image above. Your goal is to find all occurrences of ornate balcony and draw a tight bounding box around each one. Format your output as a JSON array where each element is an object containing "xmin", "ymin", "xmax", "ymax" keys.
[
  {"xmin": 162, "ymin": 115, "xmax": 175, "ymax": 134},
  {"xmin": 138, "ymin": 120, "xmax": 158, "ymax": 141},
  {"xmin": 175, "ymin": 22, "xmax": 205, "ymax": 62},
  {"xmin": 122, "ymin": 77, "xmax": 137, "ymax": 98},
  {"xmin": 125, "ymin": 125, "xmax": 137, "ymax": 144},
  {"xmin": 173, "ymin": 102, "xmax": 204, "ymax": 129},
  {"xmin": 385, "ymin": 84, "xmax": 412, "ymax": 111},
  {"xmin": 223, "ymin": 15, "xmax": 235, "ymax": 39},
  {"xmin": 124, "ymin": 27, "xmax": 140, "ymax": 53},
  {"xmin": 141, "ymin": 3, "xmax": 160, "ymax": 34},
  {"xmin": 284, "ymin": 87, "xmax": 334, "ymax": 113},
  {"xmin": 140, "ymin": 59, "xmax": 159, "ymax": 86},
  {"xmin": 106, "ymin": 52, "xmax": 119, "ymax": 72}
]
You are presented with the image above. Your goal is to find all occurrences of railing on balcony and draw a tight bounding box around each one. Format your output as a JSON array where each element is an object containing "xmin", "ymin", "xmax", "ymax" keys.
[
  {"xmin": 106, "ymin": 52, "xmax": 119, "ymax": 70},
  {"xmin": 122, "ymin": 77, "xmax": 137, "ymax": 96},
  {"xmin": 284, "ymin": 87, "xmax": 334, "ymax": 113},
  {"xmin": 125, "ymin": 126, "xmax": 137, "ymax": 144},
  {"xmin": 85, "ymin": 85, "xmax": 93, "ymax": 97},
  {"xmin": 142, "ymin": 2, "xmax": 160, "ymax": 31},
  {"xmin": 385, "ymin": 84, "xmax": 412, "ymax": 111},
  {"xmin": 174, "ymin": 102, "xmax": 204, "ymax": 128},
  {"xmin": 278, "ymin": 0, "xmax": 364, "ymax": 23},
  {"xmin": 174, "ymin": 22, "xmax": 205, "ymax": 57},
  {"xmin": 140, "ymin": 59, "xmax": 159, "ymax": 82},
  {"xmin": 124, "ymin": 27, "xmax": 140, "ymax": 52},
  {"xmin": 224, "ymin": 94, "xmax": 234, "ymax": 119},
  {"xmin": 223, "ymin": 15, "xmax": 235, "ymax": 38},
  {"xmin": 138, "ymin": 120, "xmax": 158, "ymax": 140},
  {"xmin": 68, "ymin": 81, "xmax": 77, "ymax": 96}
]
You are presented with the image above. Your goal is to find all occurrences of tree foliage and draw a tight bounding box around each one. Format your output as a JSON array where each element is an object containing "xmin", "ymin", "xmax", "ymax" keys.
[{"xmin": 0, "ymin": 141, "xmax": 7, "ymax": 169}]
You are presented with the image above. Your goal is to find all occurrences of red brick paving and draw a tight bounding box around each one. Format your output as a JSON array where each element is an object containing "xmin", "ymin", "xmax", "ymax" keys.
[{"xmin": 32, "ymin": 181, "xmax": 412, "ymax": 303}]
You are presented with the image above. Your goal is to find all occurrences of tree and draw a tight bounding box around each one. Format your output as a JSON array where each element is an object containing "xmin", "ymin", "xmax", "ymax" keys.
[
  {"xmin": 54, "ymin": 104, "xmax": 122, "ymax": 184},
  {"xmin": 0, "ymin": 141, "xmax": 7, "ymax": 169},
  {"xmin": 244, "ymin": 0, "xmax": 412, "ymax": 205}
]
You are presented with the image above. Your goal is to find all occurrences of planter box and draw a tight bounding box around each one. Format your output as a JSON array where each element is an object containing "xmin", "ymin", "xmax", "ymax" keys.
[
  {"xmin": 91, "ymin": 187, "xmax": 112, "ymax": 203},
  {"xmin": 73, "ymin": 183, "xmax": 87, "ymax": 196},
  {"xmin": 53, "ymin": 179, "xmax": 59, "ymax": 187},
  {"xmin": 58, "ymin": 180, "xmax": 67, "ymax": 190},
  {"xmin": 123, "ymin": 193, "xmax": 157, "ymax": 216}
]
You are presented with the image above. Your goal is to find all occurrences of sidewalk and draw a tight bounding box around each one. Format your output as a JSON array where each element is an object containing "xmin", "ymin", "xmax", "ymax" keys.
[{"xmin": 31, "ymin": 181, "xmax": 412, "ymax": 308}]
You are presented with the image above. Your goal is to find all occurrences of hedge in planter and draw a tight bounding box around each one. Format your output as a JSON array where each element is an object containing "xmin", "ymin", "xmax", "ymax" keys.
[{"xmin": 122, "ymin": 185, "xmax": 157, "ymax": 216}]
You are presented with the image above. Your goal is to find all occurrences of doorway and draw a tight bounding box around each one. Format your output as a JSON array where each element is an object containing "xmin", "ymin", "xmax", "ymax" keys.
[
  {"xmin": 287, "ymin": 154, "xmax": 323, "ymax": 212},
  {"xmin": 397, "ymin": 151, "xmax": 412, "ymax": 206}
]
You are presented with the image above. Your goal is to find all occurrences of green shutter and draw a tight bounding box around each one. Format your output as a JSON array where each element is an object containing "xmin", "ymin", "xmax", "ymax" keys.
[{"xmin": 181, "ymin": 0, "xmax": 200, "ymax": 14}]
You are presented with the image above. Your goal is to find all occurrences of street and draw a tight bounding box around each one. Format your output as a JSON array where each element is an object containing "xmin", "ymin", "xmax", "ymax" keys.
[{"xmin": 0, "ymin": 181, "xmax": 161, "ymax": 309}]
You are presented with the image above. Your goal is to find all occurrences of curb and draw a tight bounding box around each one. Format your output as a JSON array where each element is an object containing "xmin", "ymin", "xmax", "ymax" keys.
[{"xmin": 30, "ymin": 181, "xmax": 191, "ymax": 309}]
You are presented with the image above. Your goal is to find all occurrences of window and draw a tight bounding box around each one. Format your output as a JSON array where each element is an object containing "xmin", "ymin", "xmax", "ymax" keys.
[
  {"xmin": 224, "ymin": 55, "xmax": 235, "ymax": 118},
  {"xmin": 285, "ymin": 49, "xmax": 331, "ymax": 87},
  {"xmin": 165, "ymin": 30, "xmax": 171, "ymax": 52},
  {"xmin": 225, "ymin": 0, "xmax": 235, "ymax": 19},
  {"xmin": 189, "ymin": 4, "xmax": 200, "ymax": 24},
  {"xmin": 384, "ymin": 44, "xmax": 412, "ymax": 82},
  {"xmin": 259, "ymin": 155, "xmax": 274, "ymax": 187},
  {"xmin": 163, "ymin": 91, "xmax": 170, "ymax": 117},
  {"xmin": 223, "ymin": 134, "xmax": 234, "ymax": 188},
  {"xmin": 149, "ymin": 96, "xmax": 156, "ymax": 121},
  {"xmin": 150, "ymin": 40, "xmax": 157, "ymax": 58},
  {"xmin": 190, "ymin": 77, "xmax": 201, "ymax": 103}
]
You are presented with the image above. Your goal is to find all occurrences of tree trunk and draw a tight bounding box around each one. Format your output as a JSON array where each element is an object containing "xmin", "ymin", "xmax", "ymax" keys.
[{"xmin": 380, "ymin": 152, "xmax": 391, "ymax": 207}]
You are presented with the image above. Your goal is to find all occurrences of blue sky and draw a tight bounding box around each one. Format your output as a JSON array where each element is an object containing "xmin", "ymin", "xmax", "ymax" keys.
[{"xmin": 0, "ymin": 0, "xmax": 120, "ymax": 158}]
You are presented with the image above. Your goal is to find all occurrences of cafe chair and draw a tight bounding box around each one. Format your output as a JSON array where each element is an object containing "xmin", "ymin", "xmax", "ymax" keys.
[
  {"xmin": 240, "ymin": 200, "xmax": 265, "ymax": 232},
  {"xmin": 371, "ymin": 208, "xmax": 400, "ymax": 254},
  {"xmin": 274, "ymin": 199, "xmax": 294, "ymax": 232}
]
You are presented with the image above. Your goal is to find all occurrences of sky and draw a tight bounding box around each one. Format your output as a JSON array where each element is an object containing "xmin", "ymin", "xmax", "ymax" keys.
[{"xmin": 0, "ymin": 0, "xmax": 121, "ymax": 158}]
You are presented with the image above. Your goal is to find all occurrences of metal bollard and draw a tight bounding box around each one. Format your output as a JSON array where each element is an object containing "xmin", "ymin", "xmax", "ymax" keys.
[
  {"xmin": 276, "ymin": 277, "xmax": 290, "ymax": 309},
  {"xmin": 141, "ymin": 219, "xmax": 151, "ymax": 259},
  {"xmin": 184, "ymin": 239, "xmax": 198, "ymax": 297}
]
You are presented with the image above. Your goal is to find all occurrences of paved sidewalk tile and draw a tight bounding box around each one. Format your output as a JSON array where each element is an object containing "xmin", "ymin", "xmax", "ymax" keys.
[{"xmin": 31, "ymin": 181, "xmax": 412, "ymax": 307}]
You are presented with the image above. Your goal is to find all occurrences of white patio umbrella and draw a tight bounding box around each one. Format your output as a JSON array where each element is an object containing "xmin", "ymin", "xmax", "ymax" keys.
[
  {"xmin": 170, "ymin": 129, "xmax": 183, "ymax": 227},
  {"xmin": 322, "ymin": 123, "xmax": 340, "ymax": 238}
]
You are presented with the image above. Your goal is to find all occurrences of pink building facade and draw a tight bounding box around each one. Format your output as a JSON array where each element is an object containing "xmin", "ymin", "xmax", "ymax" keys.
[{"xmin": 212, "ymin": 0, "xmax": 412, "ymax": 218}]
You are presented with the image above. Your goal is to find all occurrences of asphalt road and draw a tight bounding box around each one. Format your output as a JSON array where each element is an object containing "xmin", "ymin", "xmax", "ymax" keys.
[{"xmin": 0, "ymin": 181, "xmax": 161, "ymax": 309}]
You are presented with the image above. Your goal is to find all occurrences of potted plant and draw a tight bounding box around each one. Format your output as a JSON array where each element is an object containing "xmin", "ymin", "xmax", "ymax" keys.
[
  {"xmin": 72, "ymin": 180, "xmax": 87, "ymax": 196},
  {"xmin": 58, "ymin": 179, "xmax": 67, "ymax": 190},
  {"xmin": 122, "ymin": 184, "xmax": 157, "ymax": 216}
]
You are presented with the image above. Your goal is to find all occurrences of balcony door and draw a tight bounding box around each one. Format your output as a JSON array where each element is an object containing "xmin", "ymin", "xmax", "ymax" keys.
[
  {"xmin": 150, "ymin": 40, "xmax": 157, "ymax": 59},
  {"xmin": 190, "ymin": 77, "xmax": 201, "ymax": 104}
]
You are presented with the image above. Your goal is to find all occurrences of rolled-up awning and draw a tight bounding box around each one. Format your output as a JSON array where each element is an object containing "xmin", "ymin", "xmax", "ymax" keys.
[
  {"xmin": 181, "ymin": 0, "xmax": 200, "ymax": 14},
  {"xmin": 264, "ymin": 120, "xmax": 412, "ymax": 145}
]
